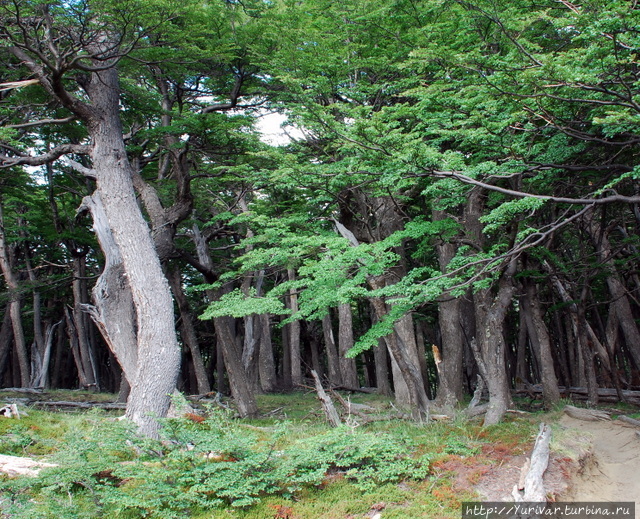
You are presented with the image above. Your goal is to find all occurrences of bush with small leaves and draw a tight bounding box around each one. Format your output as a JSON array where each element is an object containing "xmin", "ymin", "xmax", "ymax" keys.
[{"xmin": 0, "ymin": 409, "xmax": 431, "ymax": 518}]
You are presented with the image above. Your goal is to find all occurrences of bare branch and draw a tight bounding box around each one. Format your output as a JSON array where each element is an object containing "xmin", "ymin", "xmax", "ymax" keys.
[
  {"xmin": 8, "ymin": 46, "xmax": 94, "ymax": 120},
  {"xmin": 202, "ymin": 73, "xmax": 246, "ymax": 113},
  {"xmin": 7, "ymin": 116, "xmax": 76, "ymax": 129},
  {"xmin": 432, "ymin": 170, "xmax": 640, "ymax": 205},
  {"xmin": 0, "ymin": 144, "xmax": 90, "ymax": 168},
  {"xmin": 63, "ymin": 156, "xmax": 94, "ymax": 178}
]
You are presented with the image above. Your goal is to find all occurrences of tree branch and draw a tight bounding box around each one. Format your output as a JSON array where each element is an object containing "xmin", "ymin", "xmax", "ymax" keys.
[
  {"xmin": 432, "ymin": 170, "xmax": 640, "ymax": 205},
  {"xmin": 7, "ymin": 116, "xmax": 76, "ymax": 129},
  {"xmin": 0, "ymin": 144, "xmax": 90, "ymax": 168}
]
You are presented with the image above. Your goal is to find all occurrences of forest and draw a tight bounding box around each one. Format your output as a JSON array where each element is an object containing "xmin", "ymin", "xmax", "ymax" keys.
[{"xmin": 0, "ymin": 0, "xmax": 640, "ymax": 441}]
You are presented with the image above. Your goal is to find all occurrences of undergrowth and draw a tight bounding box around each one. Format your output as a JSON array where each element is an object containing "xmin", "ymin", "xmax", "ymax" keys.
[
  {"xmin": 0, "ymin": 393, "xmax": 537, "ymax": 519},
  {"xmin": 0, "ymin": 408, "xmax": 431, "ymax": 518}
]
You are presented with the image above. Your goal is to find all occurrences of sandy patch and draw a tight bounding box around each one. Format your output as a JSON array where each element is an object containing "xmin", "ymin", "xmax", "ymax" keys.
[{"xmin": 559, "ymin": 416, "xmax": 640, "ymax": 507}]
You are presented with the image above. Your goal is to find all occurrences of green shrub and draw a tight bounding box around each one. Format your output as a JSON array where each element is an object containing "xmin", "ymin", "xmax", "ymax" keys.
[{"xmin": 0, "ymin": 409, "xmax": 431, "ymax": 518}]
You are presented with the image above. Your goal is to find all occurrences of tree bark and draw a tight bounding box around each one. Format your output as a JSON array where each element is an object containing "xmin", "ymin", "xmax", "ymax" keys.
[
  {"xmin": 322, "ymin": 312, "xmax": 342, "ymax": 387},
  {"xmin": 433, "ymin": 215, "xmax": 465, "ymax": 409},
  {"xmin": 79, "ymin": 194, "xmax": 138, "ymax": 385},
  {"xmin": 287, "ymin": 268, "xmax": 303, "ymax": 386},
  {"xmin": 369, "ymin": 293, "xmax": 430, "ymax": 418},
  {"xmin": 337, "ymin": 303, "xmax": 359, "ymax": 388},
  {"xmin": 213, "ymin": 314, "xmax": 258, "ymax": 417},
  {"xmin": 71, "ymin": 255, "xmax": 98, "ymax": 390},
  {"xmin": 189, "ymin": 223, "xmax": 257, "ymax": 414},
  {"xmin": 373, "ymin": 336, "xmax": 392, "ymax": 396},
  {"xmin": 0, "ymin": 308, "xmax": 13, "ymax": 386},
  {"xmin": 167, "ymin": 268, "xmax": 211, "ymax": 395},
  {"xmin": 512, "ymin": 423, "xmax": 551, "ymax": 503},
  {"xmin": 311, "ymin": 370, "xmax": 341, "ymax": 427},
  {"xmin": 544, "ymin": 265, "xmax": 599, "ymax": 404},
  {"xmin": 336, "ymin": 193, "xmax": 428, "ymax": 415},
  {"xmin": 0, "ymin": 201, "xmax": 30, "ymax": 387},
  {"xmin": 464, "ymin": 188, "xmax": 514, "ymax": 425},
  {"xmin": 88, "ymin": 68, "xmax": 181, "ymax": 436},
  {"xmin": 64, "ymin": 307, "xmax": 92, "ymax": 389},
  {"xmin": 258, "ymin": 313, "xmax": 277, "ymax": 392},
  {"xmin": 586, "ymin": 213, "xmax": 640, "ymax": 370},
  {"xmin": 472, "ymin": 272, "xmax": 516, "ymax": 426},
  {"xmin": 521, "ymin": 282, "xmax": 561, "ymax": 407}
]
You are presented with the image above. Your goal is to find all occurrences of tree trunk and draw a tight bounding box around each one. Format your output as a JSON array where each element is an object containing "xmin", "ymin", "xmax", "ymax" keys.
[
  {"xmin": 433, "ymin": 219, "xmax": 465, "ymax": 409},
  {"xmin": 213, "ymin": 314, "xmax": 258, "ymax": 417},
  {"xmin": 0, "ymin": 309, "xmax": 13, "ymax": 386},
  {"xmin": 369, "ymin": 294, "xmax": 430, "ymax": 418},
  {"xmin": 586, "ymin": 214, "xmax": 640, "ymax": 370},
  {"xmin": 308, "ymin": 322, "xmax": 324, "ymax": 380},
  {"xmin": 287, "ymin": 268, "xmax": 303, "ymax": 386},
  {"xmin": 545, "ymin": 265, "xmax": 599, "ymax": 403},
  {"xmin": 337, "ymin": 303, "xmax": 359, "ymax": 388},
  {"xmin": 240, "ymin": 271, "xmax": 265, "ymax": 394},
  {"xmin": 71, "ymin": 255, "xmax": 98, "ymax": 390},
  {"xmin": 0, "ymin": 201, "xmax": 30, "ymax": 387},
  {"xmin": 322, "ymin": 312, "xmax": 342, "ymax": 387},
  {"xmin": 79, "ymin": 194, "xmax": 138, "ymax": 385},
  {"xmin": 189, "ymin": 223, "xmax": 257, "ymax": 414},
  {"xmin": 335, "ymin": 195, "xmax": 428, "ymax": 415},
  {"xmin": 463, "ymin": 187, "xmax": 514, "ymax": 426},
  {"xmin": 521, "ymin": 282, "xmax": 560, "ymax": 407},
  {"xmin": 472, "ymin": 272, "xmax": 516, "ymax": 426},
  {"xmin": 280, "ymin": 315, "xmax": 292, "ymax": 389},
  {"xmin": 20, "ymin": 233, "xmax": 46, "ymax": 388},
  {"xmin": 64, "ymin": 307, "xmax": 91, "ymax": 389},
  {"xmin": 258, "ymin": 313, "xmax": 277, "ymax": 392},
  {"xmin": 167, "ymin": 268, "xmax": 211, "ymax": 395},
  {"xmin": 374, "ymin": 338, "xmax": 392, "ymax": 395},
  {"xmin": 83, "ymin": 65, "xmax": 181, "ymax": 437}
]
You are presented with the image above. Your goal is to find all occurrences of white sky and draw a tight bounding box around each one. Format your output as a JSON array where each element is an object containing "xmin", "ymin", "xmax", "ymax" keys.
[{"xmin": 255, "ymin": 112, "xmax": 305, "ymax": 146}]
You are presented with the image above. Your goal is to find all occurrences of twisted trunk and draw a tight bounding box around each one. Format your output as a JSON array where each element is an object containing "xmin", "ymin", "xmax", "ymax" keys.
[{"xmin": 83, "ymin": 66, "xmax": 181, "ymax": 437}]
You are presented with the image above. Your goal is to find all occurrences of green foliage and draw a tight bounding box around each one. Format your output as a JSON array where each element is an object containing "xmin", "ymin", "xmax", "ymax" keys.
[
  {"xmin": 283, "ymin": 426, "xmax": 431, "ymax": 492},
  {"xmin": 442, "ymin": 437, "xmax": 481, "ymax": 457},
  {"xmin": 199, "ymin": 287, "xmax": 288, "ymax": 319},
  {"xmin": 0, "ymin": 409, "xmax": 431, "ymax": 518},
  {"xmin": 480, "ymin": 197, "xmax": 547, "ymax": 235}
]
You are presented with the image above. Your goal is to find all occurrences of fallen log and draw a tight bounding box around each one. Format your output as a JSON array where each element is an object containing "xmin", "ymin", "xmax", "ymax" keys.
[
  {"xmin": 512, "ymin": 423, "xmax": 551, "ymax": 503},
  {"xmin": 617, "ymin": 415, "xmax": 640, "ymax": 428},
  {"xmin": 327, "ymin": 385, "xmax": 378, "ymax": 394},
  {"xmin": 563, "ymin": 405, "xmax": 611, "ymax": 421},
  {"xmin": 0, "ymin": 388, "xmax": 43, "ymax": 394},
  {"xmin": 30, "ymin": 400, "xmax": 126, "ymax": 410},
  {"xmin": 515, "ymin": 386, "xmax": 640, "ymax": 404}
]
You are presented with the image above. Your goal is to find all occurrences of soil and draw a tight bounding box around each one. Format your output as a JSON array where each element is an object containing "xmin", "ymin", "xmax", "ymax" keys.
[
  {"xmin": 464, "ymin": 414, "xmax": 640, "ymax": 506},
  {"xmin": 559, "ymin": 415, "xmax": 640, "ymax": 506}
]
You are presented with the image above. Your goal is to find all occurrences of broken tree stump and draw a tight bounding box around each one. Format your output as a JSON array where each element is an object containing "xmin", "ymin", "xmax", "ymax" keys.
[
  {"xmin": 311, "ymin": 370, "xmax": 341, "ymax": 427},
  {"xmin": 0, "ymin": 403, "xmax": 20, "ymax": 418}
]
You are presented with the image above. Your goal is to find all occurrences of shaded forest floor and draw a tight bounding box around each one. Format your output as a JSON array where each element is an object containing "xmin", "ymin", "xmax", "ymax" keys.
[{"xmin": 0, "ymin": 390, "xmax": 638, "ymax": 518}]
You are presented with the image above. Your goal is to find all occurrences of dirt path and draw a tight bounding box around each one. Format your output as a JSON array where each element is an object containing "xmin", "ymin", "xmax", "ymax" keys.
[{"xmin": 559, "ymin": 415, "xmax": 640, "ymax": 506}]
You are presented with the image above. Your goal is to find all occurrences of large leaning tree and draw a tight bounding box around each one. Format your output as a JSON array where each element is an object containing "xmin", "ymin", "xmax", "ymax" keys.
[{"xmin": 0, "ymin": 0, "xmax": 183, "ymax": 437}]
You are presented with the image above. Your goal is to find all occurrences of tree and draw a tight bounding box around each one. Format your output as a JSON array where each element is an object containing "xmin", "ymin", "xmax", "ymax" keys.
[{"xmin": 0, "ymin": 0, "xmax": 182, "ymax": 437}]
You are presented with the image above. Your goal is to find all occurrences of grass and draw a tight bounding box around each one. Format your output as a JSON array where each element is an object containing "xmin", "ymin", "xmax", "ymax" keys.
[{"xmin": 0, "ymin": 390, "xmax": 541, "ymax": 519}]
